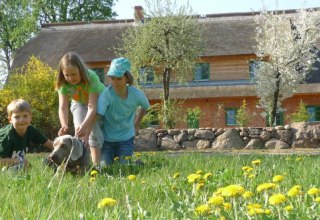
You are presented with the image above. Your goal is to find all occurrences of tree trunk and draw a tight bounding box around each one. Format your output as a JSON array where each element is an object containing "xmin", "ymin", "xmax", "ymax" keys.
[
  {"xmin": 270, "ymin": 72, "xmax": 281, "ymax": 126},
  {"xmin": 162, "ymin": 67, "xmax": 171, "ymax": 128}
]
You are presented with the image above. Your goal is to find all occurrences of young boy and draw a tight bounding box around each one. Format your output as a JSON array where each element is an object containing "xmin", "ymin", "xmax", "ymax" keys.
[{"xmin": 0, "ymin": 99, "xmax": 53, "ymax": 169}]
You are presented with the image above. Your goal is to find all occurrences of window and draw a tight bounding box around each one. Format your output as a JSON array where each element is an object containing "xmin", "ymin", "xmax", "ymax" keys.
[
  {"xmin": 92, "ymin": 68, "xmax": 105, "ymax": 83},
  {"xmin": 266, "ymin": 111, "xmax": 284, "ymax": 126},
  {"xmin": 306, "ymin": 106, "xmax": 320, "ymax": 122},
  {"xmin": 194, "ymin": 63, "xmax": 210, "ymax": 81},
  {"xmin": 139, "ymin": 67, "xmax": 154, "ymax": 84},
  {"xmin": 226, "ymin": 108, "xmax": 238, "ymax": 126},
  {"xmin": 249, "ymin": 60, "xmax": 260, "ymax": 79}
]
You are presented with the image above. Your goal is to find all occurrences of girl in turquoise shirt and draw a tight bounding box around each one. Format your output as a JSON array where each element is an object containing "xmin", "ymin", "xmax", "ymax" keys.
[{"xmin": 97, "ymin": 57, "xmax": 150, "ymax": 165}]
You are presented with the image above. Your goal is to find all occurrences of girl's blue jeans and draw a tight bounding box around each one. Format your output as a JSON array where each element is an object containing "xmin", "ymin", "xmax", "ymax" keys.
[{"xmin": 101, "ymin": 137, "xmax": 134, "ymax": 165}]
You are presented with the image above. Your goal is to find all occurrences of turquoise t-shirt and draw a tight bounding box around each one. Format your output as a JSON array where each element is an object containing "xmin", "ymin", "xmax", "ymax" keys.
[
  {"xmin": 97, "ymin": 85, "xmax": 150, "ymax": 142},
  {"xmin": 58, "ymin": 69, "xmax": 105, "ymax": 104}
]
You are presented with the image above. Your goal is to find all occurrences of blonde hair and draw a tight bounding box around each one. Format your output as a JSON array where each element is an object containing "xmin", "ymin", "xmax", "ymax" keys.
[
  {"xmin": 7, "ymin": 99, "xmax": 31, "ymax": 118},
  {"xmin": 56, "ymin": 51, "xmax": 89, "ymax": 89}
]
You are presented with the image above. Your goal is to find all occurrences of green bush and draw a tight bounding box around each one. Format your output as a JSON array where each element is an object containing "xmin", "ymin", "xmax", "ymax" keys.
[
  {"xmin": 289, "ymin": 100, "xmax": 309, "ymax": 123},
  {"xmin": 140, "ymin": 107, "xmax": 159, "ymax": 129},
  {"xmin": 236, "ymin": 99, "xmax": 250, "ymax": 127},
  {"xmin": 186, "ymin": 107, "xmax": 201, "ymax": 128},
  {"xmin": 0, "ymin": 56, "xmax": 59, "ymax": 139}
]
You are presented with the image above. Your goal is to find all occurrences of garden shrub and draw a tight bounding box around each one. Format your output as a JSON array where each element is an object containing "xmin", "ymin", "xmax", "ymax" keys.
[
  {"xmin": 140, "ymin": 106, "xmax": 159, "ymax": 129},
  {"xmin": 186, "ymin": 106, "xmax": 201, "ymax": 128},
  {"xmin": 288, "ymin": 99, "xmax": 309, "ymax": 123},
  {"xmin": 0, "ymin": 56, "xmax": 59, "ymax": 139},
  {"xmin": 236, "ymin": 99, "xmax": 250, "ymax": 127}
]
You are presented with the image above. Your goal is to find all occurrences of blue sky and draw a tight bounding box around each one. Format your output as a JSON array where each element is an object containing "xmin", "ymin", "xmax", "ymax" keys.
[{"xmin": 113, "ymin": 0, "xmax": 320, "ymax": 19}]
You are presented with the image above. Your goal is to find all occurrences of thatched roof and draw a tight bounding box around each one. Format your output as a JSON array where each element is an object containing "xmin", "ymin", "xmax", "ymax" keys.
[{"xmin": 12, "ymin": 12, "xmax": 259, "ymax": 69}]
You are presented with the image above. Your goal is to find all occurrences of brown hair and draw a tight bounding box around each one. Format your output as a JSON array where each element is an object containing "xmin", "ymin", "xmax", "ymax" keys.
[
  {"xmin": 124, "ymin": 72, "xmax": 134, "ymax": 86},
  {"xmin": 56, "ymin": 52, "xmax": 89, "ymax": 89},
  {"xmin": 7, "ymin": 99, "xmax": 31, "ymax": 119}
]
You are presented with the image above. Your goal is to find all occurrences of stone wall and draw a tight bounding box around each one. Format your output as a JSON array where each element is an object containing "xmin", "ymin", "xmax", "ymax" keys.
[{"xmin": 134, "ymin": 122, "xmax": 320, "ymax": 151}]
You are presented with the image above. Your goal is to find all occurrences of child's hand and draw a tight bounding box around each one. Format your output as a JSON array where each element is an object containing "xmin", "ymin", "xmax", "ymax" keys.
[
  {"xmin": 75, "ymin": 126, "xmax": 86, "ymax": 138},
  {"xmin": 58, "ymin": 126, "xmax": 69, "ymax": 136}
]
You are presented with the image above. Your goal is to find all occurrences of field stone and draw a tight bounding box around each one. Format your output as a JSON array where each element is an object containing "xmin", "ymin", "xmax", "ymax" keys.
[
  {"xmin": 160, "ymin": 135, "xmax": 181, "ymax": 150},
  {"xmin": 211, "ymin": 129, "xmax": 245, "ymax": 149}
]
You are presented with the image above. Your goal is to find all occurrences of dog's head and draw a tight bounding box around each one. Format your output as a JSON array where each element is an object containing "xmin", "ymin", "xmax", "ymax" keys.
[{"xmin": 48, "ymin": 135, "xmax": 84, "ymax": 165}]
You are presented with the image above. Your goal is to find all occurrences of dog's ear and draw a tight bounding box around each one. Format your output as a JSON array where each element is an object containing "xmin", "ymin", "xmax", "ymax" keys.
[{"xmin": 70, "ymin": 137, "xmax": 83, "ymax": 161}]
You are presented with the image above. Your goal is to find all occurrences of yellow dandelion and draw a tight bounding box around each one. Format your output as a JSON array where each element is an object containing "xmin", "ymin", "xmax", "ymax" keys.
[
  {"xmin": 223, "ymin": 202, "xmax": 232, "ymax": 211},
  {"xmin": 248, "ymin": 208, "xmax": 265, "ymax": 216},
  {"xmin": 187, "ymin": 173, "xmax": 202, "ymax": 183},
  {"xmin": 196, "ymin": 182, "xmax": 205, "ymax": 190},
  {"xmin": 90, "ymin": 170, "xmax": 98, "ymax": 176},
  {"xmin": 284, "ymin": 205, "xmax": 293, "ymax": 212},
  {"xmin": 247, "ymin": 203, "xmax": 262, "ymax": 209},
  {"xmin": 308, "ymin": 187, "xmax": 319, "ymax": 195},
  {"xmin": 242, "ymin": 166, "xmax": 252, "ymax": 171},
  {"xmin": 134, "ymin": 153, "xmax": 141, "ymax": 157},
  {"xmin": 216, "ymin": 187, "xmax": 224, "ymax": 195},
  {"xmin": 173, "ymin": 172, "xmax": 180, "ymax": 179},
  {"xmin": 269, "ymin": 194, "xmax": 287, "ymax": 205},
  {"xmin": 272, "ymin": 175, "xmax": 285, "ymax": 183},
  {"xmin": 315, "ymin": 197, "xmax": 320, "ymax": 203},
  {"xmin": 243, "ymin": 191, "xmax": 254, "ymax": 198},
  {"xmin": 295, "ymin": 157, "xmax": 303, "ymax": 161},
  {"xmin": 287, "ymin": 185, "xmax": 302, "ymax": 197},
  {"xmin": 252, "ymin": 159, "xmax": 262, "ymax": 165},
  {"xmin": 196, "ymin": 170, "xmax": 204, "ymax": 175},
  {"xmin": 90, "ymin": 177, "xmax": 96, "ymax": 182},
  {"xmin": 248, "ymin": 174, "xmax": 255, "ymax": 179},
  {"xmin": 128, "ymin": 175, "xmax": 136, "ymax": 181},
  {"xmin": 203, "ymin": 172, "xmax": 213, "ymax": 180},
  {"xmin": 98, "ymin": 198, "xmax": 117, "ymax": 208},
  {"xmin": 195, "ymin": 204, "xmax": 210, "ymax": 216},
  {"xmin": 246, "ymin": 167, "xmax": 254, "ymax": 172},
  {"xmin": 265, "ymin": 209, "xmax": 271, "ymax": 215},
  {"xmin": 124, "ymin": 156, "xmax": 132, "ymax": 161},
  {"xmin": 221, "ymin": 184, "xmax": 245, "ymax": 197},
  {"xmin": 114, "ymin": 157, "xmax": 120, "ymax": 161},
  {"xmin": 257, "ymin": 183, "xmax": 277, "ymax": 192},
  {"xmin": 208, "ymin": 195, "xmax": 224, "ymax": 206}
]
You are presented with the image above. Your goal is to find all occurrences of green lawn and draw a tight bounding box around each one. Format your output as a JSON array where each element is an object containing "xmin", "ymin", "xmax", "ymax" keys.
[{"xmin": 1, "ymin": 152, "xmax": 320, "ymax": 219}]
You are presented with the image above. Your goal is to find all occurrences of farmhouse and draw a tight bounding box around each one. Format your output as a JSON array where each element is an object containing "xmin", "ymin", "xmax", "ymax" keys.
[{"xmin": 11, "ymin": 7, "xmax": 320, "ymax": 128}]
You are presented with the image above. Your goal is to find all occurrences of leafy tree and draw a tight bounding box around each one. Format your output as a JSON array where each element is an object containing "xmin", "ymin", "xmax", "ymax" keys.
[
  {"xmin": 288, "ymin": 99, "xmax": 310, "ymax": 123},
  {"xmin": 118, "ymin": 0, "xmax": 203, "ymax": 128},
  {"xmin": 0, "ymin": 0, "xmax": 38, "ymax": 73},
  {"xmin": 0, "ymin": 0, "xmax": 116, "ymax": 81},
  {"xmin": 253, "ymin": 8, "xmax": 320, "ymax": 126},
  {"xmin": 36, "ymin": 0, "xmax": 117, "ymax": 25},
  {"xmin": 0, "ymin": 56, "xmax": 59, "ymax": 139},
  {"xmin": 236, "ymin": 99, "xmax": 250, "ymax": 127}
]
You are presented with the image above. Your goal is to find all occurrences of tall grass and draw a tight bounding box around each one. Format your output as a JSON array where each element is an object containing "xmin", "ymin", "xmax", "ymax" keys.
[{"xmin": 0, "ymin": 152, "xmax": 319, "ymax": 219}]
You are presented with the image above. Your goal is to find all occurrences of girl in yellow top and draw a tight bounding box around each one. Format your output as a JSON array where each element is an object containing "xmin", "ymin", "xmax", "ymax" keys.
[{"xmin": 56, "ymin": 51, "xmax": 105, "ymax": 168}]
